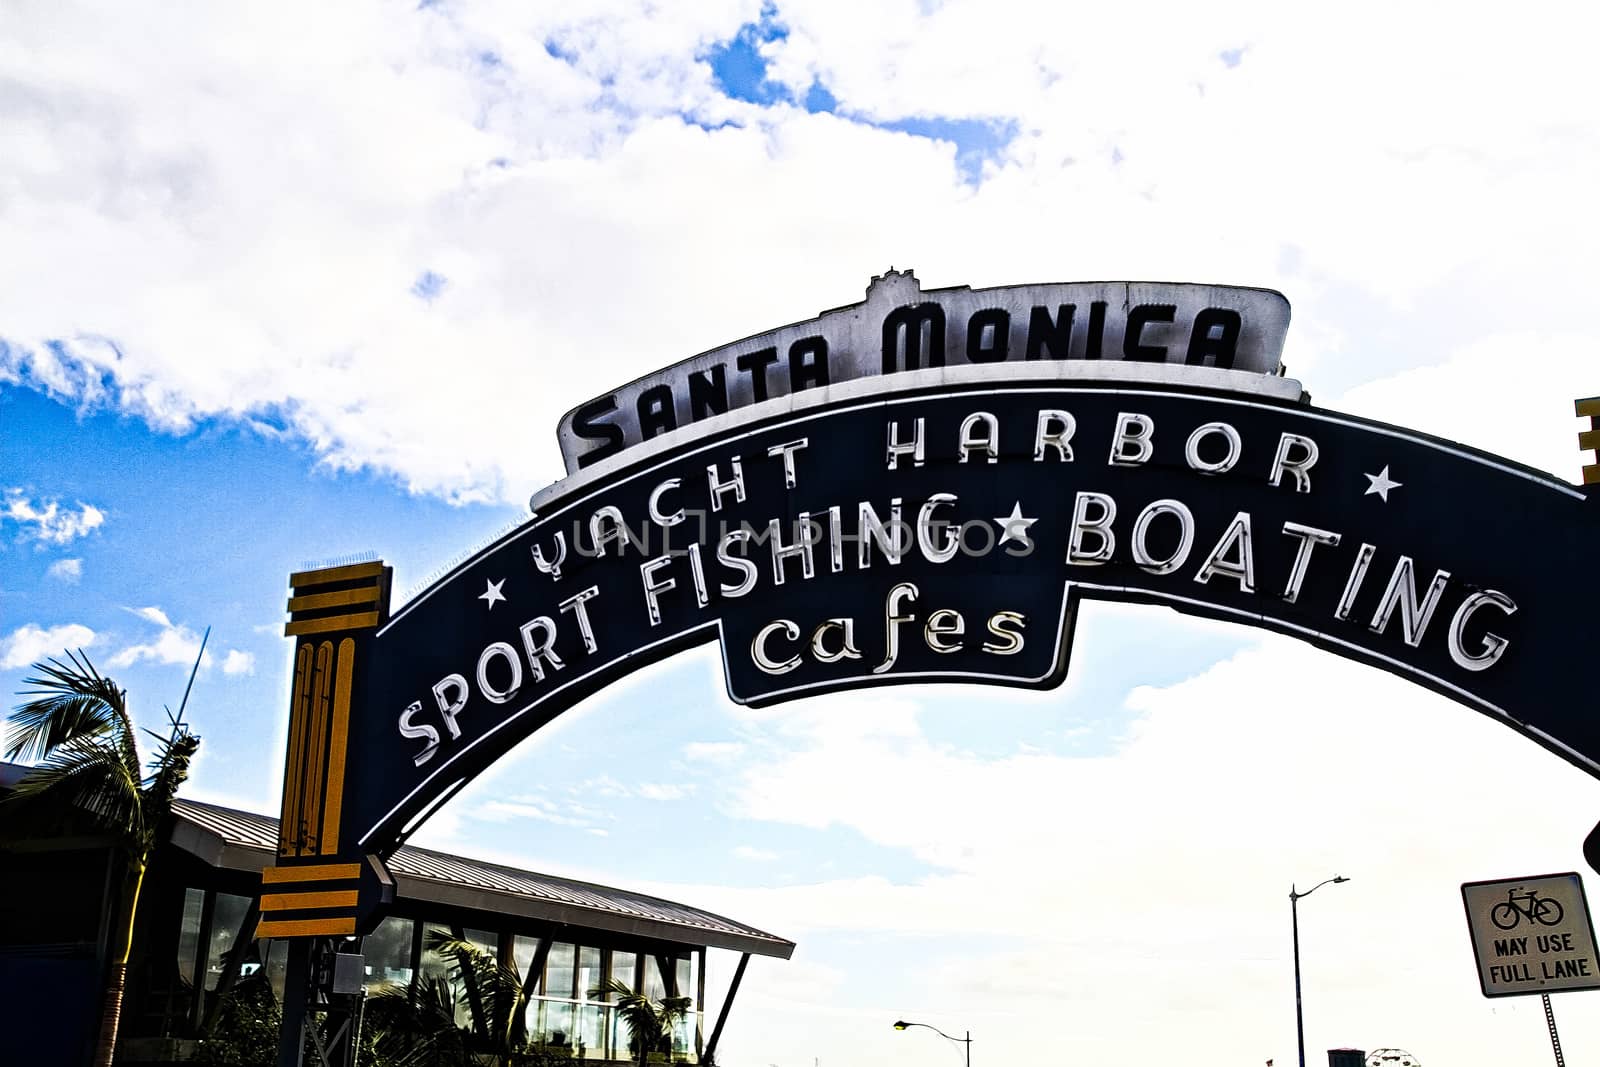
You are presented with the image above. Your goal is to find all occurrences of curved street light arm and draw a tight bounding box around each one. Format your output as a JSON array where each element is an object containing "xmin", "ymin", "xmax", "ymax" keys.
[
  {"xmin": 893, "ymin": 1019, "xmax": 972, "ymax": 1067},
  {"xmin": 894, "ymin": 1020, "xmax": 965, "ymax": 1044},
  {"xmin": 1290, "ymin": 874, "xmax": 1349, "ymax": 901}
]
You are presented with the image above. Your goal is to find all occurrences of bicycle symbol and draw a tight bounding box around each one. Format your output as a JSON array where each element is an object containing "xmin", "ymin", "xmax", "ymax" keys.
[{"xmin": 1490, "ymin": 887, "xmax": 1565, "ymax": 930}]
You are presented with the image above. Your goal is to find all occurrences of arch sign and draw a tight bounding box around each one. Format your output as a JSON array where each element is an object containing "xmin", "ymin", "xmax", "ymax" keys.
[{"xmin": 255, "ymin": 271, "xmax": 1600, "ymax": 941}]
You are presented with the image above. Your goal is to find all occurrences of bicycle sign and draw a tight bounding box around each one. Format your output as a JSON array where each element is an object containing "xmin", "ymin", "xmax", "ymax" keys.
[
  {"xmin": 1490, "ymin": 886, "xmax": 1564, "ymax": 930},
  {"xmin": 1462, "ymin": 873, "xmax": 1600, "ymax": 997}
]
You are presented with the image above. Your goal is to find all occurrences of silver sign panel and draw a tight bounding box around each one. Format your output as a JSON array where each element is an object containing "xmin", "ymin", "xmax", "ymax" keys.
[{"xmin": 556, "ymin": 272, "xmax": 1291, "ymax": 472}]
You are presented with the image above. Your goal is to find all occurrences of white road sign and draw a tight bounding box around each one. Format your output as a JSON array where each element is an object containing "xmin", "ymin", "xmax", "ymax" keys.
[{"xmin": 1461, "ymin": 872, "xmax": 1600, "ymax": 997}]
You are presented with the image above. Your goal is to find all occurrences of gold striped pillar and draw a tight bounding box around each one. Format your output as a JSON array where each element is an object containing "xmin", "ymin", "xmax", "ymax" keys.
[
  {"xmin": 257, "ymin": 862, "xmax": 365, "ymax": 939},
  {"xmin": 257, "ymin": 560, "xmax": 392, "ymax": 939},
  {"xmin": 1578, "ymin": 396, "xmax": 1600, "ymax": 486}
]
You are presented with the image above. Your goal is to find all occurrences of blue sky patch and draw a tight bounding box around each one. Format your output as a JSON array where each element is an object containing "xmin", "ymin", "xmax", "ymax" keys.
[
  {"xmin": 872, "ymin": 115, "xmax": 1018, "ymax": 184},
  {"xmin": 411, "ymin": 270, "xmax": 448, "ymax": 301},
  {"xmin": 703, "ymin": 8, "xmax": 1013, "ymax": 184},
  {"xmin": 802, "ymin": 79, "xmax": 837, "ymax": 113},
  {"xmin": 705, "ymin": 5, "xmax": 789, "ymax": 106}
]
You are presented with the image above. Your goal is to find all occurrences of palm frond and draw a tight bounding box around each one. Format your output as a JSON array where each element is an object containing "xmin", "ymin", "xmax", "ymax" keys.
[
  {"xmin": 6, "ymin": 650, "xmax": 136, "ymax": 772},
  {"xmin": 370, "ymin": 974, "xmax": 460, "ymax": 1028},
  {"xmin": 366, "ymin": 976, "xmax": 472, "ymax": 1067},
  {"xmin": 0, "ymin": 738, "xmax": 143, "ymax": 845},
  {"xmin": 592, "ymin": 976, "xmax": 667, "ymax": 1053},
  {"xmin": 141, "ymin": 729, "xmax": 200, "ymax": 814},
  {"xmin": 139, "ymin": 637, "xmax": 206, "ymax": 817},
  {"xmin": 424, "ymin": 930, "xmax": 530, "ymax": 1044},
  {"xmin": 427, "ymin": 934, "xmax": 524, "ymax": 999}
]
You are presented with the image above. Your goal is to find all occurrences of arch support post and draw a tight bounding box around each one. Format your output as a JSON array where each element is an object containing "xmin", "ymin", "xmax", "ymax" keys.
[{"xmin": 265, "ymin": 561, "xmax": 396, "ymax": 1067}]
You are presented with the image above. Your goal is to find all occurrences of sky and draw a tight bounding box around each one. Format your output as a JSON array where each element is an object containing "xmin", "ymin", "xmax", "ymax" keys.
[{"xmin": 3, "ymin": 1, "xmax": 1600, "ymax": 1064}]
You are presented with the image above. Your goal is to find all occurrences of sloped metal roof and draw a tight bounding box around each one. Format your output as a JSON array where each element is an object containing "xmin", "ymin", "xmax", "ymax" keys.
[{"xmin": 169, "ymin": 798, "xmax": 793, "ymax": 959}]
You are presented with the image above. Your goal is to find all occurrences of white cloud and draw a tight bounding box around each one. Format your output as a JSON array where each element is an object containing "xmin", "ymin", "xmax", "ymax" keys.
[
  {"xmin": 636, "ymin": 782, "xmax": 694, "ymax": 801},
  {"xmin": 1334, "ymin": 332, "xmax": 1599, "ymax": 482},
  {"xmin": 1, "ymin": 3, "xmax": 1593, "ymax": 504},
  {"xmin": 572, "ymin": 776, "xmax": 694, "ymax": 801},
  {"xmin": 472, "ymin": 792, "xmax": 614, "ymax": 832},
  {"xmin": 733, "ymin": 845, "xmax": 777, "ymax": 861},
  {"xmin": 579, "ymin": 774, "xmax": 633, "ymax": 798},
  {"xmin": 475, "ymin": 799, "xmax": 589, "ymax": 826},
  {"xmin": 109, "ymin": 607, "xmax": 210, "ymax": 671},
  {"xmin": 46, "ymin": 557, "xmax": 82, "ymax": 582},
  {"xmin": 0, "ymin": 622, "xmax": 96, "ymax": 670},
  {"xmin": 220, "ymin": 649, "xmax": 255, "ymax": 676},
  {"xmin": 3, "ymin": 490, "xmax": 105, "ymax": 545},
  {"xmin": 683, "ymin": 740, "xmax": 744, "ymax": 763},
  {"xmin": 127, "ymin": 605, "xmax": 172, "ymax": 627}
]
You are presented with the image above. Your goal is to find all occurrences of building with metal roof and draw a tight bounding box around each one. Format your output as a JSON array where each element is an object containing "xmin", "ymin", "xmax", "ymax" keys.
[
  {"xmin": 170, "ymin": 797, "xmax": 791, "ymax": 958},
  {"xmin": 0, "ymin": 763, "xmax": 793, "ymax": 1066}
]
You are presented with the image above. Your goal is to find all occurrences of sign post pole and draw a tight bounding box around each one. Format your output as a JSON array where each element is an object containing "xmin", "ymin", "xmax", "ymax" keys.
[
  {"xmin": 1540, "ymin": 993, "xmax": 1566, "ymax": 1067},
  {"xmin": 1292, "ymin": 896, "xmax": 1305, "ymax": 1067},
  {"xmin": 276, "ymin": 938, "xmax": 311, "ymax": 1067}
]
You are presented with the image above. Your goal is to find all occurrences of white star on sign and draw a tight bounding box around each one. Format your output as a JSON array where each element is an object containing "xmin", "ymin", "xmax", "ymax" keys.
[
  {"xmin": 994, "ymin": 502, "xmax": 1038, "ymax": 546},
  {"xmin": 478, "ymin": 578, "xmax": 507, "ymax": 609},
  {"xmin": 1364, "ymin": 465, "xmax": 1402, "ymax": 502}
]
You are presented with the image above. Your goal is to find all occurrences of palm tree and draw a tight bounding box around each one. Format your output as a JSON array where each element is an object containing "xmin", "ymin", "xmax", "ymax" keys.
[
  {"xmin": 366, "ymin": 930, "xmax": 540, "ymax": 1067},
  {"xmin": 1, "ymin": 639, "xmax": 205, "ymax": 1067},
  {"xmin": 368, "ymin": 934, "xmax": 695, "ymax": 1067},
  {"xmin": 366, "ymin": 972, "xmax": 476, "ymax": 1067},
  {"xmin": 590, "ymin": 977, "xmax": 693, "ymax": 1066}
]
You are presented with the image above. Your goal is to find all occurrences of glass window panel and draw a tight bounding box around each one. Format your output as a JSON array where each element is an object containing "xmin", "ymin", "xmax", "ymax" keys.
[
  {"xmin": 418, "ymin": 923, "xmax": 452, "ymax": 982},
  {"xmin": 609, "ymin": 950, "xmax": 636, "ymax": 996},
  {"xmin": 461, "ymin": 928, "xmax": 499, "ymax": 1029},
  {"xmin": 545, "ymin": 941, "xmax": 575, "ymax": 999},
  {"xmin": 264, "ymin": 939, "xmax": 288, "ymax": 1005},
  {"xmin": 542, "ymin": 1001, "xmax": 574, "ymax": 1047},
  {"xmin": 675, "ymin": 956, "xmax": 692, "ymax": 1003},
  {"xmin": 671, "ymin": 1010, "xmax": 692, "ymax": 1055},
  {"xmin": 177, "ymin": 888, "xmax": 204, "ymax": 986},
  {"xmin": 577, "ymin": 946, "xmax": 601, "ymax": 1002},
  {"xmin": 464, "ymin": 927, "xmax": 497, "ymax": 958},
  {"xmin": 234, "ymin": 937, "xmax": 267, "ymax": 983},
  {"xmin": 418, "ymin": 922, "xmax": 470, "ymax": 1028},
  {"xmin": 362, "ymin": 916, "xmax": 415, "ymax": 992},
  {"xmin": 643, "ymin": 955, "xmax": 667, "ymax": 1001},
  {"xmin": 513, "ymin": 934, "xmax": 541, "ymax": 988},
  {"xmin": 610, "ymin": 1009, "xmax": 634, "ymax": 1062},
  {"xmin": 203, "ymin": 892, "xmax": 251, "ymax": 991},
  {"xmin": 577, "ymin": 1002, "xmax": 605, "ymax": 1057}
]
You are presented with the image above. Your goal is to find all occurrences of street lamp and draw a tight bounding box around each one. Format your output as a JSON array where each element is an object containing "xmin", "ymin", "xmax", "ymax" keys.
[
  {"xmin": 1290, "ymin": 875, "xmax": 1349, "ymax": 1067},
  {"xmin": 893, "ymin": 1019, "xmax": 971, "ymax": 1067}
]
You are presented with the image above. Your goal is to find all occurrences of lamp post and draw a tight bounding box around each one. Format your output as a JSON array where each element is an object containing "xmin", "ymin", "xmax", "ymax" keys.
[
  {"xmin": 893, "ymin": 1019, "xmax": 971, "ymax": 1067},
  {"xmin": 1290, "ymin": 875, "xmax": 1349, "ymax": 1067}
]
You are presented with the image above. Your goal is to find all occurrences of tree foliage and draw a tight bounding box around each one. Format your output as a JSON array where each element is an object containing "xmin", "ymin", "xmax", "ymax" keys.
[
  {"xmin": 1, "ymin": 641, "xmax": 205, "ymax": 1067},
  {"xmin": 365, "ymin": 930, "xmax": 571, "ymax": 1067},
  {"xmin": 190, "ymin": 976, "xmax": 282, "ymax": 1066},
  {"xmin": 588, "ymin": 977, "xmax": 692, "ymax": 1066}
]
